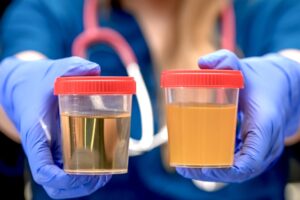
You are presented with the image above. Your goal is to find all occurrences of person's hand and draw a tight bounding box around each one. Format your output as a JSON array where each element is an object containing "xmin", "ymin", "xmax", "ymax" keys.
[
  {"xmin": 177, "ymin": 49, "xmax": 300, "ymax": 183},
  {"xmin": 0, "ymin": 56, "xmax": 111, "ymax": 199}
]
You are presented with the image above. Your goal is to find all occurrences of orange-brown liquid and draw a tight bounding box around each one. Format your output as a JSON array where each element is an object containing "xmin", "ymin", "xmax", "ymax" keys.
[{"xmin": 166, "ymin": 103, "xmax": 237, "ymax": 167}]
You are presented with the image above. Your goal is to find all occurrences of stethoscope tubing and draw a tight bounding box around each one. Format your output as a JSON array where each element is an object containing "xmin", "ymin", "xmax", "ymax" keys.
[{"xmin": 72, "ymin": 0, "xmax": 236, "ymax": 156}]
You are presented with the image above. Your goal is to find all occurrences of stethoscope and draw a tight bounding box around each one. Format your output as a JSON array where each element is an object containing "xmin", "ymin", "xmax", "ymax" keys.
[{"xmin": 72, "ymin": 0, "xmax": 235, "ymax": 191}]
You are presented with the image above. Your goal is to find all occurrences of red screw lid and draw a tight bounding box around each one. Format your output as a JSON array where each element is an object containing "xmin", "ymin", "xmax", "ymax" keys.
[
  {"xmin": 54, "ymin": 76, "xmax": 136, "ymax": 95},
  {"xmin": 161, "ymin": 69, "xmax": 244, "ymax": 88}
]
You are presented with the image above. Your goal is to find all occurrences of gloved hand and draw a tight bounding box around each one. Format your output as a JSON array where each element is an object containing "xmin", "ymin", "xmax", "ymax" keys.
[
  {"xmin": 177, "ymin": 49, "xmax": 300, "ymax": 183},
  {"xmin": 0, "ymin": 56, "xmax": 111, "ymax": 199}
]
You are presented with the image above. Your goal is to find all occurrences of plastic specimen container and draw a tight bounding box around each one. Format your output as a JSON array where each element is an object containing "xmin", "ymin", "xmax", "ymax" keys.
[
  {"xmin": 54, "ymin": 76, "xmax": 136, "ymax": 174},
  {"xmin": 161, "ymin": 69, "xmax": 244, "ymax": 167}
]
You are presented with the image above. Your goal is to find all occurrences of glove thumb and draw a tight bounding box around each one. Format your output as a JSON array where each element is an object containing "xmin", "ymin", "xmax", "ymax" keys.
[
  {"xmin": 198, "ymin": 49, "xmax": 241, "ymax": 70},
  {"xmin": 50, "ymin": 56, "xmax": 100, "ymax": 77}
]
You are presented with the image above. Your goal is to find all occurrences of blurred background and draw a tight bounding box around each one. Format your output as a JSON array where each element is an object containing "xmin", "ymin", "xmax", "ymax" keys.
[{"xmin": 0, "ymin": 0, "xmax": 299, "ymax": 199}]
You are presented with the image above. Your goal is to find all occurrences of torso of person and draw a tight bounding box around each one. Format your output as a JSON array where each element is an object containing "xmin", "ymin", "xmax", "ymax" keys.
[{"xmin": 3, "ymin": 0, "xmax": 292, "ymax": 199}]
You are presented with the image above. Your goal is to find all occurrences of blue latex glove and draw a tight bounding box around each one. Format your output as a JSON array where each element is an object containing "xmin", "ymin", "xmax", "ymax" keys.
[
  {"xmin": 0, "ymin": 56, "xmax": 111, "ymax": 199},
  {"xmin": 177, "ymin": 49, "xmax": 300, "ymax": 183}
]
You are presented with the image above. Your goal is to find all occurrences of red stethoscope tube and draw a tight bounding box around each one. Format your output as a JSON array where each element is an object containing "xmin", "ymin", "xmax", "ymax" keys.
[
  {"xmin": 72, "ymin": 0, "xmax": 138, "ymax": 66},
  {"xmin": 72, "ymin": 0, "xmax": 236, "ymax": 63},
  {"xmin": 72, "ymin": 0, "xmax": 236, "ymax": 154},
  {"xmin": 221, "ymin": 3, "xmax": 236, "ymax": 52}
]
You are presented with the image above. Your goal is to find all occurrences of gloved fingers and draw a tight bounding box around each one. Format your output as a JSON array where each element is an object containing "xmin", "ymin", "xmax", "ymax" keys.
[
  {"xmin": 176, "ymin": 151, "xmax": 262, "ymax": 183},
  {"xmin": 23, "ymin": 122, "xmax": 109, "ymax": 189},
  {"xmin": 177, "ymin": 107, "xmax": 284, "ymax": 183},
  {"xmin": 221, "ymin": 93, "xmax": 284, "ymax": 181},
  {"xmin": 37, "ymin": 164, "xmax": 112, "ymax": 190},
  {"xmin": 51, "ymin": 56, "xmax": 100, "ymax": 77},
  {"xmin": 51, "ymin": 136, "xmax": 63, "ymax": 168},
  {"xmin": 35, "ymin": 99, "xmax": 63, "ymax": 168},
  {"xmin": 198, "ymin": 130, "xmax": 281, "ymax": 182},
  {"xmin": 50, "ymin": 112, "xmax": 64, "ymax": 168},
  {"xmin": 198, "ymin": 49, "xmax": 241, "ymax": 70},
  {"xmin": 43, "ymin": 175, "xmax": 111, "ymax": 199},
  {"xmin": 176, "ymin": 167, "xmax": 239, "ymax": 182},
  {"xmin": 176, "ymin": 134, "xmax": 263, "ymax": 183},
  {"xmin": 234, "ymin": 111, "xmax": 243, "ymax": 153}
]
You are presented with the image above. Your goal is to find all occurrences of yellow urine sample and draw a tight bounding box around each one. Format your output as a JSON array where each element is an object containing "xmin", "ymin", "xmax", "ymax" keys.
[
  {"xmin": 60, "ymin": 113, "xmax": 131, "ymax": 174},
  {"xmin": 166, "ymin": 103, "xmax": 237, "ymax": 167}
]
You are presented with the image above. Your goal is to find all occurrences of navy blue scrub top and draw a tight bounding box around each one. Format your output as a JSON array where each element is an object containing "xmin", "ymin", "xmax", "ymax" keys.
[{"xmin": 2, "ymin": 0, "xmax": 300, "ymax": 199}]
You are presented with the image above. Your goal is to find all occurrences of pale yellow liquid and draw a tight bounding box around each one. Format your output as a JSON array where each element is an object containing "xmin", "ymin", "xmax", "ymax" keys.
[
  {"xmin": 166, "ymin": 104, "xmax": 237, "ymax": 167},
  {"xmin": 60, "ymin": 113, "xmax": 130, "ymax": 174}
]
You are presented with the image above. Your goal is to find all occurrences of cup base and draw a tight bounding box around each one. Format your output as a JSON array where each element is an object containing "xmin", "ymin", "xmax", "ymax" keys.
[
  {"xmin": 64, "ymin": 169, "xmax": 128, "ymax": 175},
  {"xmin": 171, "ymin": 164, "xmax": 232, "ymax": 168}
]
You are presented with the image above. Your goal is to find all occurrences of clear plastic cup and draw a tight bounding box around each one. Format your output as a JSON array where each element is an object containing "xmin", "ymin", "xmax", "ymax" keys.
[
  {"xmin": 54, "ymin": 76, "xmax": 136, "ymax": 174},
  {"xmin": 161, "ymin": 70, "xmax": 244, "ymax": 168}
]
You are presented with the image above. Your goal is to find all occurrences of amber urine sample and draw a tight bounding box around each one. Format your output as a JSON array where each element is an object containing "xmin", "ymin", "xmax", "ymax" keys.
[
  {"xmin": 166, "ymin": 103, "xmax": 237, "ymax": 167},
  {"xmin": 60, "ymin": 112, "xmax": 131, "ymax": 174}
]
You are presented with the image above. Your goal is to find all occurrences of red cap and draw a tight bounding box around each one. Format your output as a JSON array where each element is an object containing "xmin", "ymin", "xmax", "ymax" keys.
[
  {"xmin": 161, "ymin": 69, "xmax": 244, "ymax": 88},
  {"xmin": 54, "ymin": 76, "xmax": 136, "ymax": 95}
]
